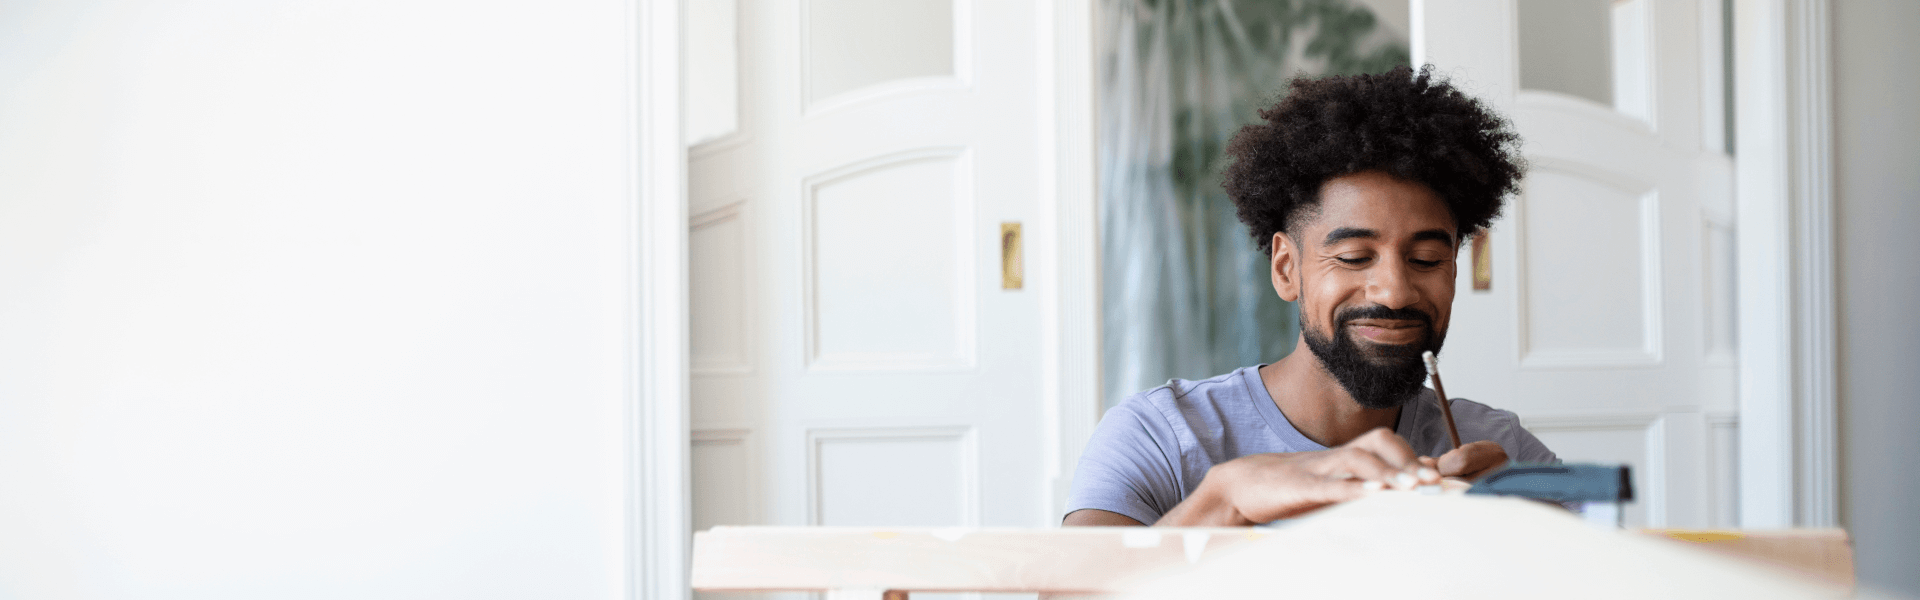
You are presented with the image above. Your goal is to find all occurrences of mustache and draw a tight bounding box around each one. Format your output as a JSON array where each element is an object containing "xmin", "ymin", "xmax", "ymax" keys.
[{"xmin": 1334, "ymin": 305, "xmax": 1434, "ymax": 329}]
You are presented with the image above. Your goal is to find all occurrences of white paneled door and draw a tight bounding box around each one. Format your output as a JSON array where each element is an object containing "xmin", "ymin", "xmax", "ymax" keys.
[
  {"xmin": 685, "ymin": 0, "xmax": 1055, "ymax": 584},
  {"xmin": 1416, "ymin": 0, "xmax": 1738, "ymax": 528}
]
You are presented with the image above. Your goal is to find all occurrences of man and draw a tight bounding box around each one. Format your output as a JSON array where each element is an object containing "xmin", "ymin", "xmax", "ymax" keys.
[{"xmin": 1065, "ymin": 66, "xmax": 1556, "ymax": 527}]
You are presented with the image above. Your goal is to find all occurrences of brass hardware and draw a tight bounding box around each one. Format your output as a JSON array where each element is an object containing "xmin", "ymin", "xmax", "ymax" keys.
[
  {"xmin": 1001, "ymin": 222, "xmax": 1023, "ymax": 290},
  {"xmin": 1471, "ymin": 228, "xmax": 1492, "ymax": 291}
]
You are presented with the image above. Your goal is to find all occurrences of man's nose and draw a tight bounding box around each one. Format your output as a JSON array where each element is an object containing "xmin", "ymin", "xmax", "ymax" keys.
[{"xmin": 1365, "ymin": 260, "xmax": 1419, "ymax": 309}]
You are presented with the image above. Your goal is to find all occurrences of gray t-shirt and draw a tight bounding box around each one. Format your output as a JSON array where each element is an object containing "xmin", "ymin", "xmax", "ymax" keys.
[{"xmin": 1066, "ymin": 365, "xmax": 1557, "ymax": 525}]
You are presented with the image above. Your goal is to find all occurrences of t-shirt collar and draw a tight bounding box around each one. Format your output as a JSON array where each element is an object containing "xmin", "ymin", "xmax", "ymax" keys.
[{"xmin": 1239, "ymin": 365, "xmax": 1328, "ymax": 452}]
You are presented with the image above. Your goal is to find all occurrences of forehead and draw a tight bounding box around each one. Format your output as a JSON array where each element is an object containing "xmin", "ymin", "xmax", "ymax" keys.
[{"xmin": 1301, "ymin": 171, "xmax": 1455, "ymax": 242}]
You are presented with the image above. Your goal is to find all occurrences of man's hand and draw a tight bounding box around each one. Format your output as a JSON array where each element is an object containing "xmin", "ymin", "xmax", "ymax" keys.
[
  {"xmin": 1153, "ymin": 427, "xmax": 1439, "ymax": 526},
  {"xmin": 1435, "ymin": 440, "xmax": 1508, "ymax": 481}
]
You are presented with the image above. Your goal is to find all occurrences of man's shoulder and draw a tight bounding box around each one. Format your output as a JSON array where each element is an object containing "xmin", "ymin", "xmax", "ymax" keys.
[
  {"xmin": 1114, "ymin": 366, "xmax": 1260, "ymax": 415},
  {"xmin": 1444, "ymin": 396, "xmax": 1520, "ymax": 423},
  {"xmin": 1164, "ymin": 367, "xmax": 1257, "ymax": 402}
]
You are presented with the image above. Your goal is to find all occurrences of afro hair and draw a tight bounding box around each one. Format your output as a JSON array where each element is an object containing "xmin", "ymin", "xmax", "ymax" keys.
[{"xmin": 1222, "ymin": 65, "xmax": 1524, "ymax": 254}]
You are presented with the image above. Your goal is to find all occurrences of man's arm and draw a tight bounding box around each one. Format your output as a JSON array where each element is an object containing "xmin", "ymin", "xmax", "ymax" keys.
[
  {"xmin": 1062, "ymin": 509, "xmax": 1145, "ymax": 526},
  {"xmin": 1062, "ymin": 395, "xmax": 1191, "ymax": 525},
  {"xmin": 1065, "ymin": 428, "xmax": 1441, "ymax": 527}
]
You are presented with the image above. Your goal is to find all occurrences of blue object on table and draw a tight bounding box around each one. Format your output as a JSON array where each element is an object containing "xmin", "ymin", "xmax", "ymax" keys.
[{"xmin": 1467, "ymin": 463, "xmax": 1634, "ymax": 527}]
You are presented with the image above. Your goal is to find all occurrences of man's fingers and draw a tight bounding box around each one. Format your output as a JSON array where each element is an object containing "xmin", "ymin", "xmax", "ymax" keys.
[
  {"xmin": 1337, "ymin": 427, "xmax": 1440, "ymax": 487},
  {"xmin": 1435, "ymin": 443, "xmax": 1476, "ymax": 475},
  {"xmin": 1272, "ymin": 477, "xmax": 1366, "ymax": 520},
  {"xmin": 1463, "ymin": 462, "xmax": 1506, "ymax": 481},
  {"xmin": 1344, "ymin": 427, "xmax": 1422, "ymax": 470},
  {"xmin": 1316, "ymin": 446, "xmax": 1399, "ymax": 485},
  {"xmin": 1317, "ymin": 444, "xmax": 1436, "ymax": 490},
  {"xmin": 1305, "ymin": 475, "xmax": 1367, "ymax": 503},
  {"xmin": 1224, "ymin": 456, "xmax": 1369, "ymax": 523},
  {"xmin": 1437, "ymin": 440, "xmax": 1509, "ymax": 479}
]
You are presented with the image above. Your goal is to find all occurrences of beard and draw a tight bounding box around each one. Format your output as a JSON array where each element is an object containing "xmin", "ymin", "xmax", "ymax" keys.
[{"xmin": 1301, "ymin": 304, "xmax": 1445, "ymax": 410}]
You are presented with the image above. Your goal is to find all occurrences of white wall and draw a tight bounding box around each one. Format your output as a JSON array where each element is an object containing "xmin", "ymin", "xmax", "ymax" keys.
[
  {"xmin": 1834, "ymin": 1, "xmax": 1920, "ymax": 596},
  {"xmin": 0, "ymin": 1, "xmax": 638, "ymax": 598}
]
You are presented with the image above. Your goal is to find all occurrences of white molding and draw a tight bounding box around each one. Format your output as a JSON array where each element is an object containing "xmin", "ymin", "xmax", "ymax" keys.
[
  {"xmin": 1785, "ymin": 0, "xmax": 1837, "ymax": 529},
  {"xmin": 1520, "ymin": 411, "xmax": 1663, "ymax": 432},
  {"xmin": 689, "ymin": 201, "xmax": 754, "ymax": 377},
  {"xmin": 1609, "ymin": 0, "xmax": 1658, "ymax": 128},
  {"xmin": 805, "ymin": 426, "xmax": 981, "ymax": 527},
  {"xmin": 1644, "ymin": 416, "xmax": 1669, "ymax": 528},
  {"xmin": 691, "ymin": 427, "xmax": 752, "ymax": 444},
  {"xmin": 1732, "ymin": 0, "xmax": 1836, "ymax": 529},
  {"xmin": 688, "ymin": 200, "xmax": 744, "ymax": 230},
  {"xmin": 1703, "ymin": 210, "xmax": 1739, "ymax": 367},
  {"xmin": 1517, "ymin": 412, "xmax": 1669, "ymax": 526},
  {"xmin": 1038, "ymin": 0, "xmax": 1101, "ymax": 526},
  {"xmin": 1513, "ymin": 91, "xmax": 1657, "ymax": 136},
  {"xmin": 1732, "ymin": 0, "xmax": 1791, "ymax": 528},
  {"xmin": 1512, "ymin": 160, "xmax": 1664, "ymax": 370},
  {"xmin": 690, "ymin": 427, "xmax": 760, "ymax": 528},
  {"xmin": 638, "ymin": 1, "xmax": 689, "ymax": 599},
  {"xmin": 805, "ymin": 78, "xmax": 974, "ymax": 118},
  {"xmin": 1704, "ymin": 412, "xmax": 1741, "ymax": 528},
  {"xmin": 798, "ymin": 147, "xmax": 978, "ymax": 373},
  {"xmin": 1698, "ymin": 0, "xmax": 1731, "ymax": 155},
  {"xmin": 1704, "ymin": 411, "xmax": 1739, "ymax": 428}
]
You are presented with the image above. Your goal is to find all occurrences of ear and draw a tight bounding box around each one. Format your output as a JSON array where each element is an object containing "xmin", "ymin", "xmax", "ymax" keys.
[
  {"xmin": 1270, "ymin": 231, "xmax": 1301, "ymax": 302},
  {"xmin": 1457, "ymin": 227, "xmax": 1483, "ymax": 257}
]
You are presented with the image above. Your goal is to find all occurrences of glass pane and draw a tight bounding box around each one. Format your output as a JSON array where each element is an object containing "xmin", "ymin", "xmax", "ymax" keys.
[
  {"xmin": 807, "ymin": 0, "xmax": 954, "ymax": 102},
  {"xmin": 1097, "ymin": 0, "xmax": 1409, "ymax": 407},
  {"xmin": 1518, "ymin": 0, "xmax": 1614, "ymax": 106}
]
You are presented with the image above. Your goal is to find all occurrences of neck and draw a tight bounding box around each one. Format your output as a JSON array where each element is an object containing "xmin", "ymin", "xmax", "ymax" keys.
[{"xmin": 1259, "ymin": 333, "xmax": 1402, "ymax": 448}]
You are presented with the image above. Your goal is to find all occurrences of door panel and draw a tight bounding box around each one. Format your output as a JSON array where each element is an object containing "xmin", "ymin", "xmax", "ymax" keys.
[
  {"xmin": 804, "ymin": 149, "xmax": 975, "ymax": 372},
  {"xmin": 1417, "ymin": 0, "xmax": 1736, "ymax": 528},
  {"xmin": 688, "ymin": 0, "xmax": 1048, "ymax": 558}
]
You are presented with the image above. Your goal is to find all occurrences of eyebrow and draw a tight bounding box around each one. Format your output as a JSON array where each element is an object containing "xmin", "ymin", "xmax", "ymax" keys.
[
  {"xmin": 1412, "ymin": 229, "xmax": 1457, "ymax": 245},
  {"xmin": 1321, "ymin": 227, "xmax": 1457, "ymax": 246},
  {"xmin": 1322, "ymin": 227, "xmax": 1376, "ymax": 245}
]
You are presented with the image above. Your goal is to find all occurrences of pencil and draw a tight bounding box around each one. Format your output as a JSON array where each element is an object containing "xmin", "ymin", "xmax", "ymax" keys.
[{"xmin": 1422, "ymin": 351, "xmax": 1462, "ymax": 450}]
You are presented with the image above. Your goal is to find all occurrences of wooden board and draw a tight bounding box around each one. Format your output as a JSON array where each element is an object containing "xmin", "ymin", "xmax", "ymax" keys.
[
  {"xmin": 1638, "ymin": 528, "xmax": 1854, "ymax": 587},
  {"xmin": 1115, "ymin": 494, "xmax": 1848, "ymax": 599},
  {"xmin": 692, "ymin": 525, "xmax": 1270, "ymax": 593},
  {"xmin": 691, "ymin": 493, "xmax": 1851, "ymax": 598}
]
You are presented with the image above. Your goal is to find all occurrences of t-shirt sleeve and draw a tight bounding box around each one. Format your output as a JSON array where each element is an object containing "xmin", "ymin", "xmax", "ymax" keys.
[
  {"xmin": 1064, "ymin": 396, "xmax": 1186, "ymax": 525},
  {"xmin": 1496, "ymin": 411, "xmax": 1559, "ymax": 464},
  {"xmin": 1443, "ymin": 399, "xmax": 1561, "ymax": 466}
]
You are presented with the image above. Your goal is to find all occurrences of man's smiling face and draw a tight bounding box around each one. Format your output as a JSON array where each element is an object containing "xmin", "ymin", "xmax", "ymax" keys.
[{"xmin": 1270, "ymin": 170, "xmax": 1461, "ymax": 409}]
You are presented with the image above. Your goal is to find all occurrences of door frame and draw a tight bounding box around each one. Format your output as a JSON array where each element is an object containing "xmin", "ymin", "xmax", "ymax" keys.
[
  {"xmin": 1037, "ymin": 0, "xmax": 1104, "ymax": 526},
  {"xmin": 1731, "ymin": 0, "xmax": 1837, "ymax": 529},
  {"xmin": 1410, "ymin": 0, "xmax": 1838, "ymax": 531},
  {"xmin": 637, "ymin": 1, "xmax": 1102, "ymax": 597},
  {"xmin": 639, "ymin": 1, "xmax": 689, "ymax": 599},
  {"xmin": 635, "ymin": 0, "xmax": 1840, "ymax": 595}
]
